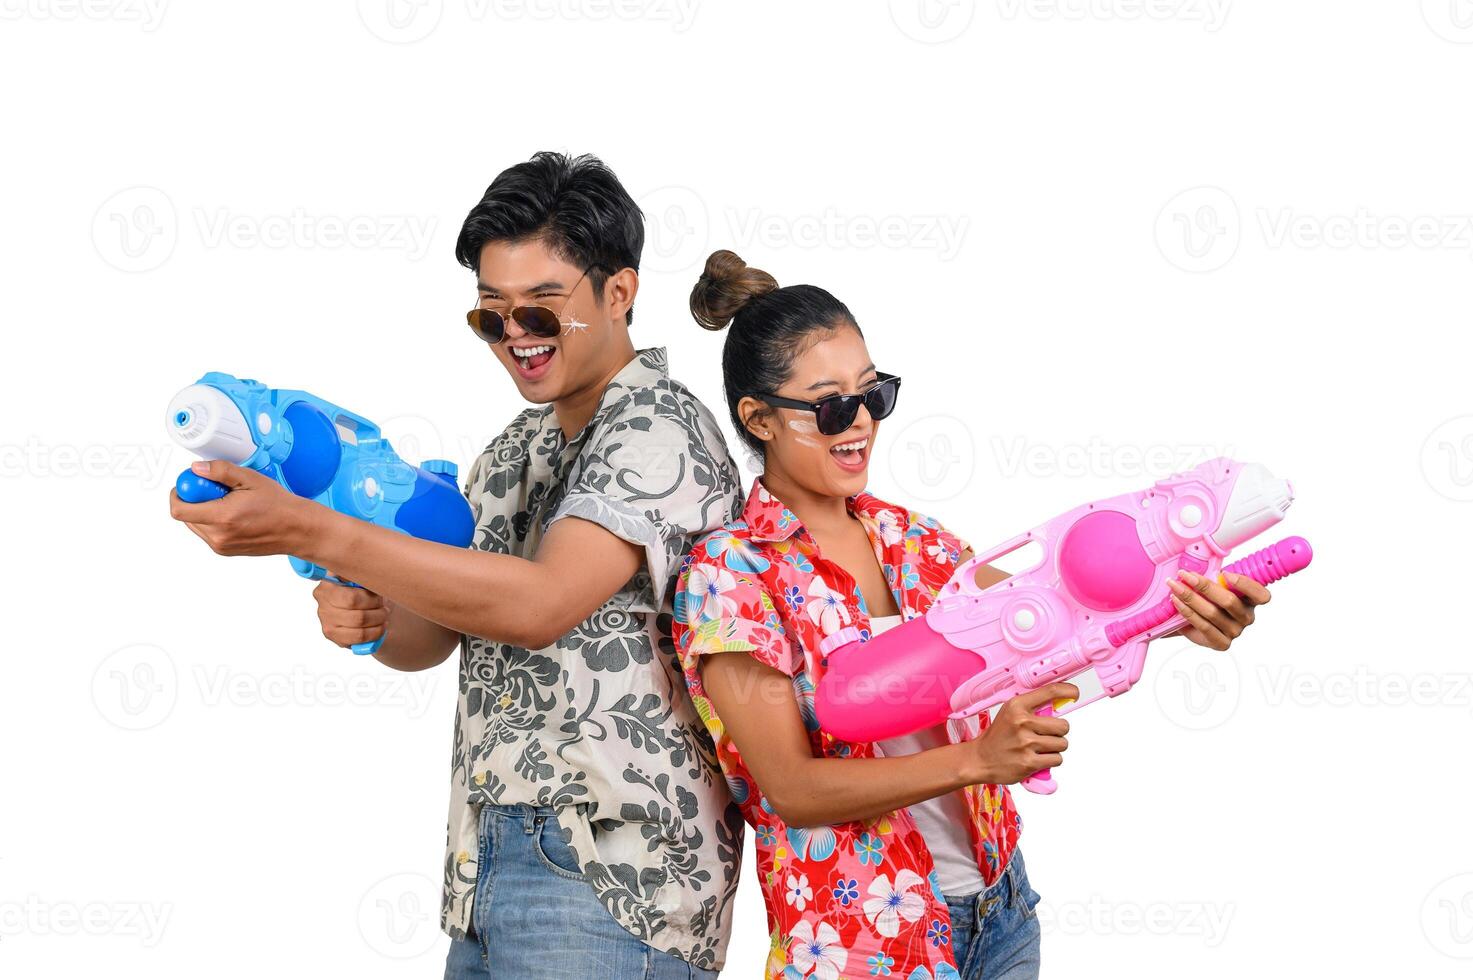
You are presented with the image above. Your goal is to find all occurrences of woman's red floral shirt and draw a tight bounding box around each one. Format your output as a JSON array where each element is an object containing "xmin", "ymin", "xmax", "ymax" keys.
[{"xmin": 673, "ymin": 478, "xmax": 1021, "ymax": 980}]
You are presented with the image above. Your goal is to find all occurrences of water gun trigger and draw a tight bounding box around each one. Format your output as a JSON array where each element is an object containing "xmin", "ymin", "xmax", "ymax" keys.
[
  {"xmin": 315, "ymin": 575, "xmax": 383, "ymax": 656},
  {"xmin": 979, "ymin": 663, "xmax": 1103, "ymax": 723},
  {"xmin": 286, "ymin": 557, "xmax": 382, "ymax": 655}
]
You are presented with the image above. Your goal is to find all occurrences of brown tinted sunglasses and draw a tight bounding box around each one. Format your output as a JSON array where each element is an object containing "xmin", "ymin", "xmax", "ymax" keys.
[{"xmin": 466, "ymin": 269, "xmax": 589, "ymax": 345}]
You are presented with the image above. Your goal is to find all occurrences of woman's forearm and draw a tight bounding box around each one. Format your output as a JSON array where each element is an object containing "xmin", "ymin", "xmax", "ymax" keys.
[
  {"xmin": 767, "ymin": 741, "xmax": 990, "ymax": 828},
  {"xmin": 700, "ymin": 652, "xmax": 999, "ymax": 829}
]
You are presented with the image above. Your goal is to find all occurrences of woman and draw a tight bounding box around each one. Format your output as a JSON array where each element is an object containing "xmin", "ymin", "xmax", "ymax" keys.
[{"xmin": 671, "ymin": 251, "xmax": 1269, "ymax": 979}]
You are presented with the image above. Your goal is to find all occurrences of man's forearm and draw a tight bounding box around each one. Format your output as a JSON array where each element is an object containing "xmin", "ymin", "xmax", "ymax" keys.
[
  {"xmin": 298, "ymin": 505, "xmax": 545, "ymax": 647},
  {"xmin": 374, "ymin": 601, "xmax": 461, "ymax": 672}
]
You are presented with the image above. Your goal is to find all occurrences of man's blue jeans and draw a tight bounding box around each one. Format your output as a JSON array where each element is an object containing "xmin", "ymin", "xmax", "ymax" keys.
[
  {"xmin": 443, "ymin": 803, "xmax": 717, "ymax": 980},
  {"xmin": 942, "ymin": 848, "xmax": 1043, "ymax": 980}
]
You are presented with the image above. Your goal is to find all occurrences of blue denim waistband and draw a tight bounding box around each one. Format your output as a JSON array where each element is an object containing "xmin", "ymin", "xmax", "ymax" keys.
[
  {"xmin": 478, "ymin": 801, "xmax": 561, "ymax": 833},
  {"xmin": 945, "ymin": 848, "xmax": 1028, "ymax": 912}
]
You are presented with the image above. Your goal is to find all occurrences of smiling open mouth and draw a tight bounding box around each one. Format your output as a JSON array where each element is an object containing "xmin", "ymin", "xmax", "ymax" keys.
[
  {"xmin": 509, "ymin": 344, "xmax": 556, "ymax": 372},
  {"xmin": 830, "ymin": 436, "xmax": 868, "ymax": 469}
]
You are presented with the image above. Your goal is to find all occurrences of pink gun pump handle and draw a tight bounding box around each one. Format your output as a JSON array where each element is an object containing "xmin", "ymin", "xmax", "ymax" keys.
[
  {"xmin": 1021, "ymin": 535, "xmax": 1314, "ymax": 794},
  {"xmin": 1102, "ymin": 535, "xmax": 1314, "ymax": 648}
]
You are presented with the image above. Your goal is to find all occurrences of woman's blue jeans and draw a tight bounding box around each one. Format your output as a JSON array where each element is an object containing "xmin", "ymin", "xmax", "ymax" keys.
[{"xmin": 942, "ymin": 847, "xmax": 1043, "ymax": 980}]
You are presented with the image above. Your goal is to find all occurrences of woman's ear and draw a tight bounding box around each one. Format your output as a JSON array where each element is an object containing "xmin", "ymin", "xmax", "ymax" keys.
[
  {"xmin": 737, "ymin": 396, "xmax": 774, "ymax": 443},
  {"xmin": 602, "ymin": 267, "xmax": 639, "ymax": 323}
]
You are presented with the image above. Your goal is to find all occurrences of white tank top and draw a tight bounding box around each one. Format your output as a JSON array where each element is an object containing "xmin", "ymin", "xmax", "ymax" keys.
[{"xmin": 869, "ymin": 613, "xmax": 986, "ymax": 898}]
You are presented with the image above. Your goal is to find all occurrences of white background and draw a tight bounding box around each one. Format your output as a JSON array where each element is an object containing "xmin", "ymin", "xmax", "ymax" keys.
[{"xmin": 2, "ymin": 1, "xmax": 1470, "ymax": 977}]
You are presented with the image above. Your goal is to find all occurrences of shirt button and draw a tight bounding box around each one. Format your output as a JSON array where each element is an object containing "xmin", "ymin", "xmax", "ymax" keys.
[{"xmin": 497, "ymin": 693, "xmax": 513, "ymax": 710}]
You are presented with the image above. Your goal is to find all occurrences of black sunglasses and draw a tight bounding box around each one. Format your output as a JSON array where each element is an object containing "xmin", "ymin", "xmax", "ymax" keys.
[
  {"xmin": 465, "ymin": 269, "xmax": 590, "ymax": 346},
  {"xmin": 757, "ymin": 372, "xmax": 902, "ymax": 436}
]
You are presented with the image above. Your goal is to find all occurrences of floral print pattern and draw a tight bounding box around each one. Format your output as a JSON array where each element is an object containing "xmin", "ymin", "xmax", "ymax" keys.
[{"xmin": 673, "ymin": 479, "xmax": 1021, "ymax": 978}]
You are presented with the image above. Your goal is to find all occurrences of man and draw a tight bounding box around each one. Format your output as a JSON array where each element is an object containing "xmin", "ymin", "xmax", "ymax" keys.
[{"xmin": 170, "ymin": 152, "xmax": 746, "ymax": 977}]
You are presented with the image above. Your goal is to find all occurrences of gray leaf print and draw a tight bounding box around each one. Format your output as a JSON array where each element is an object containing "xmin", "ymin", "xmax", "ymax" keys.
[{"xmin": 442, "ymin": 348, "xmax": 746, "ymax": 969}]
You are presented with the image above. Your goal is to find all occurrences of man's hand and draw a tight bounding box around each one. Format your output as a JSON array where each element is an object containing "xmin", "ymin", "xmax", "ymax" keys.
[
  {"xmin": 968, "ymin": 682, "xmax": 1076, "ymax": 785},
  {"xmin": 313, "ymin": 575, "xmax": 389, "ymax": 650},
  {"xmin": 1168, "ymin": 569, "xmax": 1271, "ymax": 652},
  {"xmin": 168, "ymin": 459, "xmax": 319, "ymax": 557}
]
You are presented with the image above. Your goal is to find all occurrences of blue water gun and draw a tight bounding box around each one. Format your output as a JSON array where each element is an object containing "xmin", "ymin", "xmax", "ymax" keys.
[{"xmin": 167, "ymin": 371, "xmax": 476, "ymax": 655}]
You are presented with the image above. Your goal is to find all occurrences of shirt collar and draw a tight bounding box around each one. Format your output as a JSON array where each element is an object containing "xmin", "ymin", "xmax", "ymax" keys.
[
  {"xmin": 740, "ymin": 476, "xmax": 888, "ymax": 544},
  {"xmin": 537, "ymin": 346, "xmax": 670, "ymax": 445},
  {"xmin": 611, "ymin": 345, "xmax": 669, "ymax": 388}
]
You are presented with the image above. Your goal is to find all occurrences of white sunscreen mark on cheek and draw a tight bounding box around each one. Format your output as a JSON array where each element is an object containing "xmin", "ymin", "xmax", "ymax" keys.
[{"xmin": 786, "ymin": 417, "xmax": 825, "ymax": 449}]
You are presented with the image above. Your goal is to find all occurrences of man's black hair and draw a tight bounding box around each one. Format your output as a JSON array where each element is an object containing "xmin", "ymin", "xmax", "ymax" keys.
[{"xmin": 455, "ymin": 151, "xmax": 644, "ymax": 324}]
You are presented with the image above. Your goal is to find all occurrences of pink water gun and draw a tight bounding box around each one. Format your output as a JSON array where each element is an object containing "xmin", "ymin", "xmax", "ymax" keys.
[{"xmin": 815, "ymin": 458, "xmax": 1312, "ymax": 794}]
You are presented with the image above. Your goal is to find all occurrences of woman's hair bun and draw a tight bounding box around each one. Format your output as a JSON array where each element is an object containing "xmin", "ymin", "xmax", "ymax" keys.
[{"xmin": 690, "ymin": 249, "xmax": 779, "ymax": 331}]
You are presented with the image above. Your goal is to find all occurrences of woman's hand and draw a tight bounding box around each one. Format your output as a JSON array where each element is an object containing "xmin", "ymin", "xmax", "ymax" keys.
[
  {"xmin": 1168, "ymin": 570, "xmax": 1271, "ymax": 652},
  {"xmin": 967, "ymin": 682, "xmax": 1077, "ymax": 786}
]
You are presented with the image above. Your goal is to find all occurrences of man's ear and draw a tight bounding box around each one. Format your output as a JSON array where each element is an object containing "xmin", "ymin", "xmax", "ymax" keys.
[
  {"xmin": 602, "ymin": 267, "xmax": 639, "ymax": 323},
  {"xmin": 737, "ymin": 396, "xmax": 774, "ymax": 443}
]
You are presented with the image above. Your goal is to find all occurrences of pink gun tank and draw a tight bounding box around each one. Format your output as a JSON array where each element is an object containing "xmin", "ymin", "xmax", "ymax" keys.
[{"xmin": 814, "ymin": 458, "xmax": 1313, "ymax": 793}]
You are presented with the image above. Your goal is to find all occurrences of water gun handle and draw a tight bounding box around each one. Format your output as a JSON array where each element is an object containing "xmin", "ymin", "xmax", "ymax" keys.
[
  {"xmin": 1103, "ymin": 536, "xmax": 1314, "ymax": 647},
  {"xmin": 288, "ymin": 557, "xmax": 384, "ymax": 656},
  {"xmin": 1020, "ymin": 700, "xmax": 1062, "ymax": 795},
  {"xmin": 337, "ymin": 580, "xmax": 385, "ymax": 658}
]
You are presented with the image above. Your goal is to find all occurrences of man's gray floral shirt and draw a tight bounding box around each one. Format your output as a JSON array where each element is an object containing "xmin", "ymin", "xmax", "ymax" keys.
[{"xmin": 442, "ymin": 347, "xmax": 746, "ymax": 969}]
